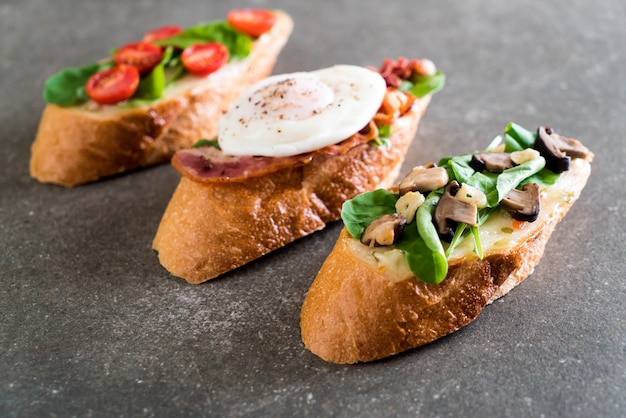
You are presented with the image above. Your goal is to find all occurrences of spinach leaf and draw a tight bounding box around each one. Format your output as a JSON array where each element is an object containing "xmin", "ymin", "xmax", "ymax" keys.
[
  {"xmin": 466, "ymin": 171, "xmax": 498, "ymax": 200},
  {"xmin": 155, "ymin": 21, "xmax": 252, "ymax": 60},
  {"xmin": 368, "ymin": 124, "xmax": 391, "ymax": 148},
  {"xmin": 491, "ymin": 156, "xmax": 546, "ymax": 206},
  {"xmin": 399, "ymin": 70, "xmax": 446, "ymax": 98},
  {"xmin": 448, "ymin": 155, "xmax": 474, "ymax": 184},
  {"xmin": 43, "ymin": 61, "xmax": 112, "ymax": 106},
  {"xmin": 470, "ymin": 225, "xmax": 483, "ymax": 259},
  {"xmin": 504, "ymin": 122, "xmax": 536, "ymax": 152},
  {"xmin": 521, "ymin": 167, "xmax": 560, "ymax": 187},
  {"xmin": 133, "ymin": 48, "xmax": 173, "ymax": 101},
  {"xmin": 192, "ymin": 139, "xmax": 221, "ymax": 149},
  {"xmin": 396, "ymin": 191, "xmax": 448, "ymax": 284},
  {"xmin": 341, "ymin": 189, "xmax": 398, "ymax": 240}
]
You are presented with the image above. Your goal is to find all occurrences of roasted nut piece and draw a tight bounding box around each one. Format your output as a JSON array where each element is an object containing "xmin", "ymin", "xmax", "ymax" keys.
[
  {"xmin": 361, "ymin": 214, "xmax": 408, "ymax": 247},
  {"xmin": 398, "ymin": 163, "xmax": 449, "ymax": 195},
  {"xmin": 434, "ymin": 181, "xmax": 478, "ymax": 241},
  {"xmin": 501, "ymin": 183, "xmax": 541, "ymax": 222},
  {"xmin": 470, "ymin": 152, "xmax": 514, "ymax": 173}
]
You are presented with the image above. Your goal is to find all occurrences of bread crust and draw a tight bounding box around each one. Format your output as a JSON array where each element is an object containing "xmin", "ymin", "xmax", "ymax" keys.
[
  {"xmin": 300, "ymin": 157, "xmax": 592, "ymax": 364},
  {"xmin": 29, "ymin": 11, "xmax": 293, "ymax": 187},
  {"xmin": 152, "ymin": 97, "xmax": 431, "ymax": 284}
]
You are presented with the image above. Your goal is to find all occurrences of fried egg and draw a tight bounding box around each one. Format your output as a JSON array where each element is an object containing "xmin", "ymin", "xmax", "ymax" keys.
[{"xmin": 218, "ymin": 65, "xmax": 387, "ymax": 157}]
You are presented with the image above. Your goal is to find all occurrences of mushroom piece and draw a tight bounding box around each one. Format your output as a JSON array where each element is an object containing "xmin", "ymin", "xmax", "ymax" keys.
[
  {"xmin": 360, "ymin": 214, "xmax": 407, "ymax": 247},
  {"xmin": 434, "ymin": 181, "xmax": 479, "ymax": 242},
  {"xmin": 500, "ymin": 183, "xmax": 541, "ymax": 222},
  {"xmin": 470, "ymin": 152, "xmax": 514, "ymax": 173},
  {"xmin": 398, "ymin": 163, "xmax": 449, "ymax": 195},
  {"xmin": 534, "ymin": 126, "xmax": 570, "ymax": 173},
  {"xmin": 534, "ymin": 126, "xmax": 593, "ymax": 174}
]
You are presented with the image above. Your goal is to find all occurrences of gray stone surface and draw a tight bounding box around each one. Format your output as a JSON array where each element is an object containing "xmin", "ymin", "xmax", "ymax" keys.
[{"xmin": 1, "ymin": 0, "xmax": 624, "ymax": 416}]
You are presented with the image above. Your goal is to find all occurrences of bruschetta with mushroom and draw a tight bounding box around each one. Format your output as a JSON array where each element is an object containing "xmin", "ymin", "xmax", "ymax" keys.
[
  {"xmin": 300, "ymin": 123, "xmax": 593, "ymax": 364},
  {"xmin": 30, "ymin": 9, "xmax": 293, "ymax": 187},
  {"xmin": 152, "ymin": 57, "xmax": 445, "ymax": 283}
]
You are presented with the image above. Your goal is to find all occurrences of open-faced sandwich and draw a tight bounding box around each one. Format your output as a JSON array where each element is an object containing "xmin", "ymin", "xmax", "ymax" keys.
[
  {"xmin": 300, "ymin": 123, "xmax": 594, "ymax": 363},
  {"xmin": 30, "ymin": 9, "xmax": 293, "ymax": 187},
  {"xmin": 152, "ymin": 57, "xmax": 445, "ymax": 284}
]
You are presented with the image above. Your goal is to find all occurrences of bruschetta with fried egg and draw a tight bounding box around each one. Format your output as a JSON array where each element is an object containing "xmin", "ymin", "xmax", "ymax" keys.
[
  {"xmin": 152, "ymin": 57, "xmax": 445, "ymax": 283},
  {"xmin": 30, "ymin": 9, "xmax": 293, "ymax": 187},
  {"xmin": 300, "ymin": 123, "xmax": 593, "ymax": 363}
]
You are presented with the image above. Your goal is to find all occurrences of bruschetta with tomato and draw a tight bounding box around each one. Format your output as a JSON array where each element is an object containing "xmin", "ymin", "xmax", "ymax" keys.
[
  {"xmin": 30, "ymin": 9, "xmax": 293, "ymax": 187},
  {"xmin": 152, "ymin": 57, "xmax": 445, "ymax": 284},
  {"xmin": 300, "ymin": 123, "xmax": 594, "ymax": 363}
]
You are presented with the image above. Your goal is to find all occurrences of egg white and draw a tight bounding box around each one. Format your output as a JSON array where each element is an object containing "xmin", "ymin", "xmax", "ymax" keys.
[{"xmin": 218, "ymin": 65, "xmax": 387, "ymax": 157}]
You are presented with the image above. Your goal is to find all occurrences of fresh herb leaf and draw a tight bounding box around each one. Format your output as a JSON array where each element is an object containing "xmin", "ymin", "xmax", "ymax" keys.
[
  {"xmin": 368, "ymin": 124, "xmax": 391, "ymax": 148},
  {"xmin": 445, "ymin": 222, "xmax": 468, "ymax": 258},
  {"xmin": 123, "ymin": 47, "xmax": 176, "ymax": 106},
  {"xmin": 133, "ymin": 48, "xmax": 173, "ymax": 101},
  {"xmin": 448, "ymin": 155, "xmax": 474, "ymax": 184},
  {"xmin": 400, "ymin": 70, "xmax": 446, "ymax": 98},
  {"xmin": 154, "ymin": 21, "xmax": 252, "ymax": 60},
  {"xmin": 341, "ymin": 189, "xmax": 398, "ymax": 239},
  {"xmin": 470, "ymin": 225, "xmax": 483, "ymax": 259},
  {"xmin": 192, "ymin": 139, "xmax": 221, "ymax": 149},
  {"xmin": 43, "ymin": 61, "xmax": 113, "ymax": 106},
  {"xmin": 396, "ymin": 191, "xmax": 448, "ymax": 284},
  {"xmin": 504, "ymin": 122, "xmax": 536, "ymax": 152},
  {"xmin": 490, "ymin": 157, "xmax": 546, "ymax": 206},
  {"xmin": 521, "ymin": 167, "xmax": 560, "ymax": 187}
]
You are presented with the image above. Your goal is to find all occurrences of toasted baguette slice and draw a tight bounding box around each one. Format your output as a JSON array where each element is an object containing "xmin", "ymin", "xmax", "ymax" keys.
[
  {"xmin": 29, "ymin": 10, "xmax": 293, "ymax": 187},
  {"xmin": 301, "ymin": 133, "xmax": 593, "ymax": 364},
  {"xmin": 152, "ymin": 95, "xmax": 432, "ymax": 284}
]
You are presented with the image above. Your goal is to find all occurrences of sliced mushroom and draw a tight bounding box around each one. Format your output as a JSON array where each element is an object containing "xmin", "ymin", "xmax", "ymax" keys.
[
  {"xmin": 361, "ymin": 214, "xmax": 408, "ymax": 247},
  {"xmin": 434, "ymin": 181, "xmax": 478, "ymax": 241},
  {"xmin": 501, "ymin": 183, "xmax": 540, "ymax": 222},
  {"xmin": 398, "ymin": 163, "xmax": 449, "ymax": 195},
  {"xmin": 470, "ymin": 152, "xmax": 514, "ymax": 173},
  {"xmin": 534, "ymin": 126, "xmax": 570, "ymax": 173}
]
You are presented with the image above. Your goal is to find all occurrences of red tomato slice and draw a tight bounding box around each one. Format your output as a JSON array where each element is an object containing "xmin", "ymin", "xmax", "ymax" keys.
[
  {"xmin": 143, "ymin": 25, "xmax": 183, "ymax": 43},
  {"xmin": 227, "ymin": 9, "xmax": 276, "ymax": 38},
  {"xmin": 114, "ymin": 42, "xmax": 163, "ymax": 74},
  {"xmin": 181, "ymin": 43, "xmax": 229, "ymax": 76},
  {"xmin": 85, "ymin": 65, "xmax": 140, "ymax": 105}
]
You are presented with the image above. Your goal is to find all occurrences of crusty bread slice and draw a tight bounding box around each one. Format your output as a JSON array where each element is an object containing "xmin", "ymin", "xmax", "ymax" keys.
[
  {"xmin": 300, "ymin": 151, "xmax": 592, "ymax": 364},
  {"xmin": 29, "ymin": 10, "xmax": 293, "ymax": 187},
  {"xmin": 152, "ymin": 96, "xmax": 431, "ymax": 284}
]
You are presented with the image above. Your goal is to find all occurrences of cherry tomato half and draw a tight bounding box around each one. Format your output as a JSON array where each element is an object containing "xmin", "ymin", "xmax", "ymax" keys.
[
  {"xmin": 85, "ymin": 65, "xmax": 140, "ymax": 105},
  {"xmin": 181, "ymin": 43, "xmax": 229, "ymax": 76},
  {"xmin": 143, "ymin": 25, "xmax": 183, "ymax": 43},
  {"xmin": 227, "ymin": 9, "xmax": 276, "ymax": 38},
  {"xmin": 114, "ymin": 41, "xmax": 163, "ymax": 74}
]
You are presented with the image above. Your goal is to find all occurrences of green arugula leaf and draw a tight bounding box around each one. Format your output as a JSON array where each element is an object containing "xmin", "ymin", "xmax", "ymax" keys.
[
  {"xmin": 43, "ymin": 60, "xmax": 113, "ymax": 106},
  {"xmin": 341, "ymin": 189, "xmax": 398, "ymax": 239}
]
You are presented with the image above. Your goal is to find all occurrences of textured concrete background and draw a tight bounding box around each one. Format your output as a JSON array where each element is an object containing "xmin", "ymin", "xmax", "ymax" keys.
[{"xmin": 1, "ymin": 0, "xmax": 624, "ymax": 416}]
